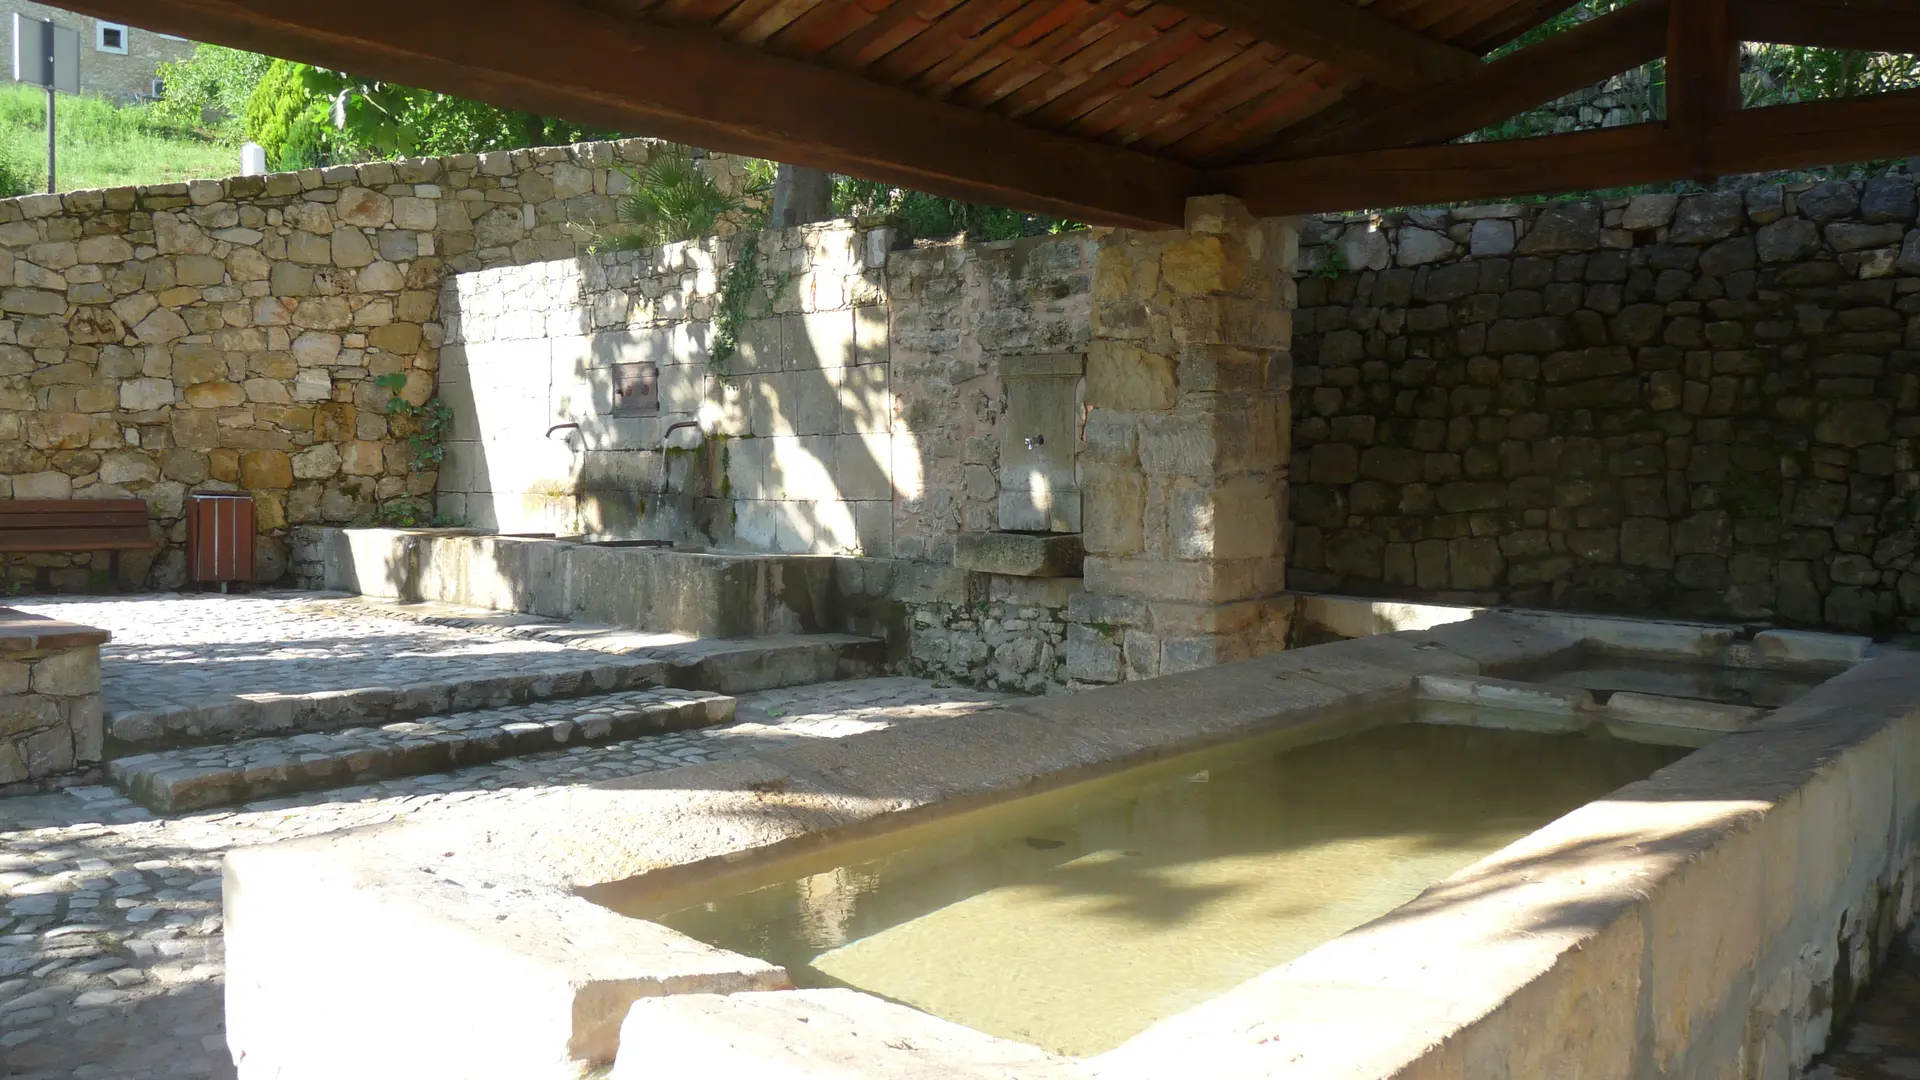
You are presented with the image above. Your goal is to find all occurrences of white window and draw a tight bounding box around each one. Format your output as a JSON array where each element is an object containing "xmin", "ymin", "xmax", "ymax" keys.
[{"xmin": 95, "ymin": 21, "xmax": 127, "ymax": 54}]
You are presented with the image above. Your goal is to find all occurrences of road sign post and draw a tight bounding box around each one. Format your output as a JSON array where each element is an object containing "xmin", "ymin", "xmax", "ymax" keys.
[{"xmin": 11, "ymin": 14, "xmax": 78, "ymax": 192}]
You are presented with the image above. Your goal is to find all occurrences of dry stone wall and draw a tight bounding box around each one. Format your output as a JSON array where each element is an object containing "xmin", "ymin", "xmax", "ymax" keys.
[
  {"xmin": 1290, "ymin": 175, "xmax": 1920, "ymax": 634},
  {"xmin": 0, "ymin": 139, "xmax": 753, "ymax": 591}
]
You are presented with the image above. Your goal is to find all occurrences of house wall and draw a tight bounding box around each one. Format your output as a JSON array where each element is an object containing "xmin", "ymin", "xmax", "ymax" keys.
[{"xmin": 0, "ymin": 3, "xmax": 194, "ymax": 103}]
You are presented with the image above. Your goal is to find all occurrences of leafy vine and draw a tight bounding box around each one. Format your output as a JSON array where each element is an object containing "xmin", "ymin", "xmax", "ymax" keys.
[{"xmin": 374, "ymin": 371, "xmax": 454, "ymax": 472}]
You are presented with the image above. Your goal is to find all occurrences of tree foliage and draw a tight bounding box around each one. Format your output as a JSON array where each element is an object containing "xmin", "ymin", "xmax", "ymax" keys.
[
  {"xmin": 154, "ymin": 46, "xmax": 622, "ymax": 169},
  {"xmin": 602, "ymin": 146, "xmax": 764, "ymax": 248},
  {"xmin": 832, "ymin": 177, "xmax": 1082, "ymax": 242},
  {"xmin": 151, "ymin": 44, "xmax": 272, "ymax": 133},
  {"xmin": 1480, "ymin": 1, "xmax": 1920, "ymax": 146}
]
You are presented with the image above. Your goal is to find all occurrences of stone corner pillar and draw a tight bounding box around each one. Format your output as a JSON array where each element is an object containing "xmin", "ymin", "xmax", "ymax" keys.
[{"xmin": 1065, "ymin": 196, "xmax": 1297, "ymax": 685}]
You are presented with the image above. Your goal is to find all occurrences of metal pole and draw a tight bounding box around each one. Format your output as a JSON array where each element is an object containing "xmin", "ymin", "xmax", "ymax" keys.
[{"xmin": 42, "ymin": 21, "xmax": 54, "ymax": 194}]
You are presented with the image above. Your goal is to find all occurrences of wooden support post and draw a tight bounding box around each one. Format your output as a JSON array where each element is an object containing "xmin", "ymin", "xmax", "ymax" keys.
[{"xmin": 1666, "ymin": 0, "xmax": 1740, "ymax": 180}]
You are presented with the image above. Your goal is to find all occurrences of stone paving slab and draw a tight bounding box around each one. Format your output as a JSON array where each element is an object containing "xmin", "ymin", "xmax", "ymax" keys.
[
  {"xmin": 9, "ymin": 594, "xmax": 669, "ymax": 753},
  {"xmin": 0, "ymin": 677, "xmax": 1014, "ymax": 1080},
  {"xmin": 107, "ymin": 688, "xmax": 736, "ymax": 813}
]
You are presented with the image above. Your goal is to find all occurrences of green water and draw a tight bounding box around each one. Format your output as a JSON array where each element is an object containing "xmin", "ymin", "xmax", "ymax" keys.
[{"xmin": 650, "ymin": 721, "xmax": 1685, "ymax": 1057}]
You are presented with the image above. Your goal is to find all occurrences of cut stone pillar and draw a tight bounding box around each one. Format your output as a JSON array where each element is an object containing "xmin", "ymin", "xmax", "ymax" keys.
[{"xmin": 1065, "ymin": 196, "xmax": 1296, "ymax": 684}]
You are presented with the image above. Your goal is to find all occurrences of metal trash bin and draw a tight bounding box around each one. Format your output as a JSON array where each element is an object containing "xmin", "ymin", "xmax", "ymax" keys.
[{"xmin": 186, "ymin": 492, "xmax": 256, "ymax": 588}]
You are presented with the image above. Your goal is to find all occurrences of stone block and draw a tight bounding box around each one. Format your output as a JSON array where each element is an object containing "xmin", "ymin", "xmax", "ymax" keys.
[
  {"xmin": 1080, "ymin": 464, "xmax": 1144, "ymax": 556},
  {"xmin": 1087, "ymin": 341, "xmax": 1175, "ymax": 410},
  {"xmin": 787, "ymin": 311, "xmax": 854, "ymax": 369},
  {"xmin": 1064, "ymin": 622, "xmax": 1122, "ymax": 682},
  {"xmin": 30, "ymin": 646, "xmax": 99, "ymax": 697},
  {"xmin": 953, "ymin": 531, "xmax": 1084, "ymax": 578},
  {"xmin": 18, "ymin": 723, "xmax": 72, "ymax": 776}
]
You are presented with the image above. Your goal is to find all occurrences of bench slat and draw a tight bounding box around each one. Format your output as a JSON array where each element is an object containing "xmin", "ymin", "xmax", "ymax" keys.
[
  {"xmin": 0, "ymin": 527, "xmax": 155, "ymax": 552},
  {"xmin": 0, "ymin": 499, "xmax": 148, "ymax": 512},
  {"xmin": 0, "ymin": 512, "xmax": 151, "ymax": 528}
]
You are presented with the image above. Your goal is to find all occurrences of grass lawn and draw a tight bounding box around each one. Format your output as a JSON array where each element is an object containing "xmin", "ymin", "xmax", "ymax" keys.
[{"xmin": 0, "ymin": 84, "xmax": 240, "ymax": 194}]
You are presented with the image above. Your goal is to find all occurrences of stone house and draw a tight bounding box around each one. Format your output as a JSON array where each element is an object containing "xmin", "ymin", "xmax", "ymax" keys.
[{"xmin": 0, "ymin": 2, "xmax": 193, "ymax": 103}]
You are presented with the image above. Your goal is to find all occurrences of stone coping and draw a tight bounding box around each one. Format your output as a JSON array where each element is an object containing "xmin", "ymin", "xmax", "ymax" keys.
[
  {"xmin": 0, "ymin": 607, "xmax": 110, "ymax": 653},
  {"xmin": 1291, "ymin": 591, "xmax": 1874, "ymax": 670},
  {"xmin": 221, "ymin": 617, "xmax": 1910, "ymax": 1080}
]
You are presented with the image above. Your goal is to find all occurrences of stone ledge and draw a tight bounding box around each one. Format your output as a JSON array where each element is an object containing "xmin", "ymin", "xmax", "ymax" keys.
[
  {"xmin": 953, "ymin": 532, "xmax": 1084, "ymax": 578},
  {"xmin": 109, "ymin": 687, "xmax": 734, "ymax": 812},
  {"xmin": 106, "ymin": 655, "xmax": 667, "ymax": 756},
  {"xmin": 0, "ymin": 607, "xmax": 111, "ymax": 653}
]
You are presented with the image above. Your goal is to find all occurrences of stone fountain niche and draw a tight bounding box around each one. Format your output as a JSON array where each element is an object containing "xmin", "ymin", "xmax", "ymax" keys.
[{"xmin": 954, "ymin": 353, "xmax": 1085, "ymax": 578}]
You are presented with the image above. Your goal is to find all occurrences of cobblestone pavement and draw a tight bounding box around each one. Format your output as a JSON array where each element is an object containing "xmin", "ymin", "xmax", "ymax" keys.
[
  {"xmin": 0, "ymin": 677, "xmax": 1014, "ymax": 1079},
  {"xmin": 1807, "ymin": 928, "xmax": 1920, "ymax": 1080},
  {"xmin": 9, "ymin": 594, "xmax": 639, "ymax": 717}
]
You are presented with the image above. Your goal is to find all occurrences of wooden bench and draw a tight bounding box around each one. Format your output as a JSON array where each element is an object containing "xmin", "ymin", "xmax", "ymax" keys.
[{"xmin": 0, "ymin": 499, "xmax": 155, "ymax": 586}]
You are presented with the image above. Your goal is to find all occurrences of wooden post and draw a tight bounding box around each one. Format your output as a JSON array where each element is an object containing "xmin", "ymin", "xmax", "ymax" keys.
[{"xmin": 1666, "ymin": 0, "xmax": 1740, "ymax": 180}]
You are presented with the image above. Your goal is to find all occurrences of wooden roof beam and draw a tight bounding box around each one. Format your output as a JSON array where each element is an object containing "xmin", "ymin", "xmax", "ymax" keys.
[
  {"xmin": 60, "ymin": 0, "xmax": 1198, "ymax": 229},
  {"xmin": 1162, "ymin": 0, "xmax": 1482, "ymax": 92},
  {"xmin": 1258, "ymin": 0, "xmax": 1670, "ymax": 159},
  {"xmin": 1732, "ymin": 0, "xmax": 1920, "ymax": 54},
  {"xmin": 1211, "ymin": 87, "xmax": 1920, "ymax": 215}
]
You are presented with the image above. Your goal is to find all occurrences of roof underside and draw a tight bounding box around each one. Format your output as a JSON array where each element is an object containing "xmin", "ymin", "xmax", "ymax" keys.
[{"xmin": 58, "ymin": 0, "xmax": 1920, "ymax": 228}]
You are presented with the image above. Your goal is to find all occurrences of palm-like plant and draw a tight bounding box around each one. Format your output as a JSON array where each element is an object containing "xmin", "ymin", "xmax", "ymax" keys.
[{"xmin": 605, "ymin": 145, "xmax": 746, "ymax": 248}]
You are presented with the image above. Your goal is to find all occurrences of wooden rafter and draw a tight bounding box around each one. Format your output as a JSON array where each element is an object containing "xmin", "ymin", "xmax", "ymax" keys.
[
  {"xmin": 1259, "ymin": 0, "xmax": 1670, "ymax": 159},
  {"xmin": 1213, "ymin": 88, "xmax": 1920, "ymax": 216},
  {"xmin": 1733, "ymin": 0, "xmax": 1920, "ymax": 55},
  {"xmin": 60, "ymin": 0, "xmax": 1198, "ymax": 228},
  {"xmin": 1158, "ymin": 0, "xmax": 1481, "ymax": 90}
]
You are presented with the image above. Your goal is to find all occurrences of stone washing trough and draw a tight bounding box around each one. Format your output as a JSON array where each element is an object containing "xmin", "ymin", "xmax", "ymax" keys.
[{"xmin": 221, "ymin": 611, "xmax": 1918, "ymax": 1080}]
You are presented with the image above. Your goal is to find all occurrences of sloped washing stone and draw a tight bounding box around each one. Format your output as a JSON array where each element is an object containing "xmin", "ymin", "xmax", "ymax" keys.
[
  {"xmin": 108, "ymin": 687, "xmax": 734, "ymax": 812},
  {"xmin": 1415, "ymin": 674, "xmax": 1592, "ymax": 714},
  {"xmin": 1752, "ymin": 629, "xmax": 1872, "ymax": 671},
  {"xmin": 1605, "ymin": 690, "xmax": 1763, "ymax": 732}
]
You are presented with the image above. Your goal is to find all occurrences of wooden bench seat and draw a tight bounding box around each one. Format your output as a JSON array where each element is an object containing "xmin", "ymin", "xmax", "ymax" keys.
[{"xmin": 0, "ymin": 500, "xmax": 155, "ymax": 586}]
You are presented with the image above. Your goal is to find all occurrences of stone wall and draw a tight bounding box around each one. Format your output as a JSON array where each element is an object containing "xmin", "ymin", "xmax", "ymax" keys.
[
  {"xmin": 1290, "ymin": 175, "xmax": 1920, "ymax": 634},
  {"xmin": 0, "ymin": 139, "xmax": 753, "ymax": 591},
  {"xmin": 438, "ymin": 222, "xmax": 1094, "ymax": 562},
  {"xmin": 0, "ymin": 607, "xmax": 105, "ymax": 785},
  {"xmin": 904, "ymin": 576, "xmax": 1076, "ymax": 693}
]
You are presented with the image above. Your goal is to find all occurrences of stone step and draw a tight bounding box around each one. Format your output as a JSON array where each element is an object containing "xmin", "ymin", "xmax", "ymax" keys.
[
  {"xmin": 106, "ymin": 657, "xmax": 666, "ymax": 758},
  {"xmin": 308, "ymin": 597, "xmax": 887, "ymax": 694},
  {"xmin": 108, "ymin": 687, "xmax": 735, "ymax": 813}
]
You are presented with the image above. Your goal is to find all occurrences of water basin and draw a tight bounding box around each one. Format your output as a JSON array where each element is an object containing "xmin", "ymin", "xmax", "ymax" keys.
[{"xmin": 638, "ymin": 717, "xmax": 1685, "ymax": 1056}]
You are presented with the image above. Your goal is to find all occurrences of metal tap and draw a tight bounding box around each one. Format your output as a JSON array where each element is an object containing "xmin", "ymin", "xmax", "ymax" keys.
[{"xmin": 1023, "ymin": 434, "xmax": 1046, "ymax": 451}]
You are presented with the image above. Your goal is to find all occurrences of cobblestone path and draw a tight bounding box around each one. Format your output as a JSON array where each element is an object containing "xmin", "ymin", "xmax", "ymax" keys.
[
  {"xmin": 9, "ymin": 594, "xmax": 632, "ymax": 718},
  {"xmin": 0, "ymin": 677, "xmax": 1012, "ymax": 1079}
]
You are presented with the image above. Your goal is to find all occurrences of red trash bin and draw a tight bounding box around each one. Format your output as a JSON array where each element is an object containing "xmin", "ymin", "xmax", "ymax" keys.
[{"xmin": 187, "ymin": 492, "xmax": 257, "ymax": 587}]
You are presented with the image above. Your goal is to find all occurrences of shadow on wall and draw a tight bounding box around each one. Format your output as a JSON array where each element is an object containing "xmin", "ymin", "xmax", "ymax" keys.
[
  {"xmin": 432, "ymin": 222, "xmax": 1094, "ymax": 559},
  {"xmin": 433, "ymin": 229, "xmax": 895, "ymax": 552}
]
